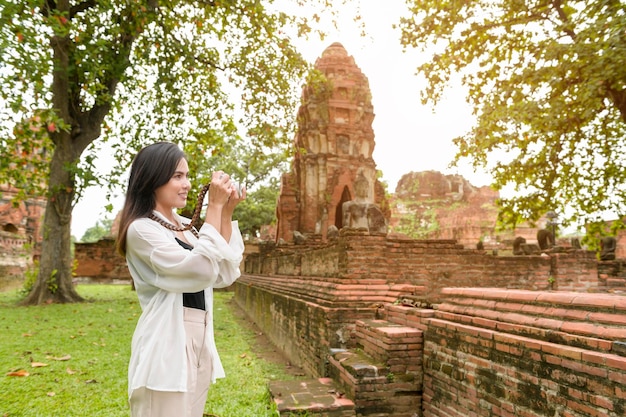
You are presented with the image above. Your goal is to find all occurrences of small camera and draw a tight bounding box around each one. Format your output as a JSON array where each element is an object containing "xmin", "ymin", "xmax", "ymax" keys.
[{"xmin": 232, "ymin": 181, "xmax": 243, "ymax": 194}]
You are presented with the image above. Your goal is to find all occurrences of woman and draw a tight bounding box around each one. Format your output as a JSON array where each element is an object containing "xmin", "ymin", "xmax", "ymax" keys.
[{"xmin": 116, "ymin": 141, "xmax": 245, "ymax": 417}]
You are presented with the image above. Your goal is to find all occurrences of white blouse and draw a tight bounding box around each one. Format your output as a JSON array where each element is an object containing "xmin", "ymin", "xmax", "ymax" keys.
[{"xmin": 125, "ymin": 210, "xmax": 244, "ymax": 398}]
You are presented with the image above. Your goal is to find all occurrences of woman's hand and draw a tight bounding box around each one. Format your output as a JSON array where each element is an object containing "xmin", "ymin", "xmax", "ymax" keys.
[
  {"xmin": 205, "ymin": 171, "xmax": 245, "ymax": 240},
  {"xmin": 208, "ymin": 171, "xmax": 234, "ymax": 208},
  {"xmin": 224, "ymin": 182, "xmax": 246, "ymax": 216}
]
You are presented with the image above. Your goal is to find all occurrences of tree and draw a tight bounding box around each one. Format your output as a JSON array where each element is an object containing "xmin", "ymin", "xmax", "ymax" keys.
[
  {"xmin": 0, "ymin": 0, "xmax": 340, "ymax": 304},
  {"xmin": 398, "ymin": 0, "xmax": 626, "ymax": 235},
  {"xmin": 80, "ymin": 218, "xmax": 113, "ymax": 243},
  {"xmin": 234, "ymin": 179, "xmax": 281, "ymax": 238}
]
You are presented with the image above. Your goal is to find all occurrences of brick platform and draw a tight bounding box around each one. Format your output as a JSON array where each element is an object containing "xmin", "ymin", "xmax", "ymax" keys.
[{"xmin": 269, "ymin": 378, "xmax": 356, "ymax": 416}]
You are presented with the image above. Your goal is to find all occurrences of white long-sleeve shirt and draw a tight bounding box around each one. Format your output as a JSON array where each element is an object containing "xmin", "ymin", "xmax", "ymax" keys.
[{"xmin": 125, "ymin": 210, "xmax": 244, "ymax": 398}]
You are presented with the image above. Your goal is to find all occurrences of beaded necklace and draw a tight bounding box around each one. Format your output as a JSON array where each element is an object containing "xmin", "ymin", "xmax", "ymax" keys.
[
  {"xmin": 147, "ymin": 183, "xmax": 210, "ymax": 239},
  {"xmin": 148, "ymin": 213, "xmax": 199, "ymax": 238}
]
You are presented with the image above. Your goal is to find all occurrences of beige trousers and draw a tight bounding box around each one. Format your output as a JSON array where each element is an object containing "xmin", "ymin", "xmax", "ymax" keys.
[{"xmin": 130, "ymin": 307, "xmax": 213, "ymax": 417}]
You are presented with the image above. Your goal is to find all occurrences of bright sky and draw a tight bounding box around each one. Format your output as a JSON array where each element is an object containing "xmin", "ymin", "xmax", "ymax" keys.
[{"xmin": 71, "ymin": 2, "xmax": 490, "ymax": 238}]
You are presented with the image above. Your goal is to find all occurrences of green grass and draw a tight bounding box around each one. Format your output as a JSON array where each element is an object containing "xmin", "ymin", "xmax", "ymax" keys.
[{"xmin": 0, "ymin": 285, "xmax": 299, "ymax": 417}]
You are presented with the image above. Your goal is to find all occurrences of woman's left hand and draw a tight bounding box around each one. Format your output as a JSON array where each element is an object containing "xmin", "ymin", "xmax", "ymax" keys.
[{"xmin": 224, "ymin": 183, "xmax": 246, "ymax": 215}]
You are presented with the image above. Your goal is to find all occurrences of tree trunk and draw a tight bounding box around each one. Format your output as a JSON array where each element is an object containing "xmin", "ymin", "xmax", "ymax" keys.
[
  {"xmin": 608, "ymin": 87, "xmax": 626, "ymax": 124},
  {"xmin": 21, "ymin": 138, "xmax": 83, "ymax": 305},
  {"xmin": 21, "ymin": 1, "xmax": 83, "ymax": 305}
]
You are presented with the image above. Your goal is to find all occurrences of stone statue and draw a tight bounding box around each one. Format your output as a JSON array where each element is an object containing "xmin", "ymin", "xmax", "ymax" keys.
[
  {"xmin": 600, "ymin": 236, "xmax": 616, "ymax": 261},
  {"xmin": 512, "ymin": 236, "xmax": 526, "ymax": 255},
  {"xmin": 293, "ymin": 231, "xmax": 307, "ymax": 245},
  {"xmin": 537, "ymin": 229, "xmax": 555, "ymax": 250},
  {"xmin": 342, "ymin": 173, "xmax": 388, "ymax": 234},
  {"xmin": 365, "ymin": 206, "xmax": 388, "ymax": 234}
]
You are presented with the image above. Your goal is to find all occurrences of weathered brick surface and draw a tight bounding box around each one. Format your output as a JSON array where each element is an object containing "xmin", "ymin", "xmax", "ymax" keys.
[
  {"xmin": 424, "ymin": 289, "xmax": 626, "ymax": 417},
  {"xmin": 597, "ymin": 260, "xmax": 626, "ymax": 290},
  {"xmin": 74, "ymin": 238, "xmax": 131, "ymax": 282},
  {"xmin": 236, "ymin": 231, "xmax": 626, "ymax": 417},
  {"xmin": 235, "ymin": 274, "xmax": 412, "ymax": 376},
  {"xmin": 326, "ymin": 319, "xmax": 424, "ymax": 416},
  {"xmin": 0, "ymin": 185, "xmax": 45, "ymax": 289},
  {"xmin": 243, "ymin": 230, "xmax": 600, "ymax": 299},
  {"xmin": 269, "ymin": 378, "xmax": 356, "ymax": 417}
]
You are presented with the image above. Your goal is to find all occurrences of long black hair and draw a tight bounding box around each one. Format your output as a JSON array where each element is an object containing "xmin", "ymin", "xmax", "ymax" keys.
[{"xmin": 116, "ymin": 142, "xmax": 186, "ymax": 256}]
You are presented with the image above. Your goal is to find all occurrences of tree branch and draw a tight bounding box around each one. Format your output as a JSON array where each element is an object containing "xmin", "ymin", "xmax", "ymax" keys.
[
  {"xmin": 69, "ymin": 0, "xmax": 98, "ymax": 18},
  {"xmin": 607, "ymin": 87, "xmax": 626, "ymax": 124},
  {"xmin": 552, "ymin": 0, "xmax": 577, "ymax": 40},
  {"xmin": 40, "ymin": 0, "xmax": 56, "ymax": 17},
  {"xmin": 74, "ymin": 3, "xmax": 158, "ymax": 152}
]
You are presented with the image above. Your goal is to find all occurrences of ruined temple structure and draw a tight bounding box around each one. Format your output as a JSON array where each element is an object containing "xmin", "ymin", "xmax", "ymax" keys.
[
  {"xmin": 0, "ymin": 184, "xmax": 44, "ymax": 243},
  {"xmin": 390, "ymin": 170, "xmax": 542, "ymax": 249},
  {"xmin": 275, "ymin": 42, "xmax": 388, "ymax": 243},
  {"xmin": 0, "ymin": 185, "xmax": 45, "ymax": 290},
  {"xmin": 238, "ymin": 228, "xmax": 626, "ymax": 417},
  {"xmin": 234, "ymin": 44, "xmax": 626, "ymax": 417}
]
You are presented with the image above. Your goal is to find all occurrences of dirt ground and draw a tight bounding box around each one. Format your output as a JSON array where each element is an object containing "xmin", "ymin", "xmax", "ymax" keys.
[{"xmin": 227, "ymin": 298, "xmax": 307, "ymax": 378}]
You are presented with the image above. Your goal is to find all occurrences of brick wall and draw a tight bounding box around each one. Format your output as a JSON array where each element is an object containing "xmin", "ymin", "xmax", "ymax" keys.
[
  {"xmin": 0, "ymin": 235, "xmax": 33, "ymax": 291},
  {"xmin": 236, "ymin": 274, "xmax": 412, "ymax": 376},
  {"xmin": 73, "ymin": 237, "xmax": 258, "ymax": 284},
  {"xmin": 235, "ymin": 229, "xmax": 625, "ymax": 416},
  {"xmin": 74, "ymin": 238, "xmax": 131, "ymax": 282},
  {"xmin": 598, "ymin": 260, "xmax": 626, "ymax": 290},
  {"xmin": 421, "ymin": 288, "xmax": 626, "ymax": 417},
  {"xmin": 243, "ymin": 229, "xmax": 599, "ymax": 300},
  {"xmin": 238, "ymin": 230, "xmax": 604, "ymax": 378}
]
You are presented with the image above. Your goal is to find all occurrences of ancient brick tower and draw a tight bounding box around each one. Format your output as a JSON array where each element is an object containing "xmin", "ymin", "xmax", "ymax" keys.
[{"xmin": 276, "ymin": 42, "xmax": 388, "ymax": 242}]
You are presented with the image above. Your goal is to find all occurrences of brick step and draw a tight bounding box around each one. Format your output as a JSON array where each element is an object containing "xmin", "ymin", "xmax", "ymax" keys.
[
  {"xmin": 327, "ymin": 319, "xmax": 423, "ymax": 417},
  {"xmin": 355, "ymin": 319, "xmax": 423, "ymax": 366},
  {"xmin": 593, "ymin": 285, "xmax": 626, "ymax": 295},
  {"xmin": 598, "ymin": 278, "xmax": 626, "ymax": 294},
  {"xmin": 436, "ymin": 288, "xmax": 626, "ymax": 354},
  {"xmin": 607, "ymin": 277, "xmax": 626, "ymax": 287},
  {"xmin": 239, "ymin": 274, "xmax": 421, "ymax": 307},
  {"xmin": 269, "ymin": 378, "xmax": 356, "ymax": 417},
  {"xmin": 327, "ymin": 350, "xmax": 422, "ymax": 417}
]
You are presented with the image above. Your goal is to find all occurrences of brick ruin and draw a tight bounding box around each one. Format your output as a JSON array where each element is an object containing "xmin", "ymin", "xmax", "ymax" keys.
[
  {"xmin": 0, "ymin": 185, "xmax": 45, "ymax": 290},
  {"xmin": 237, "ymin": 229, "xmax": 626, "ymax": 416},
  {"xmin": 275, "ymin": 42, "xmax": 389, "ymax": 243},
  {"xmin": 391, "ymin": 170, "xmax": 542, "ymax": 249},
  {"xmin": 232, "ymin": 44, "xmax": 626, "ymax": 416}
]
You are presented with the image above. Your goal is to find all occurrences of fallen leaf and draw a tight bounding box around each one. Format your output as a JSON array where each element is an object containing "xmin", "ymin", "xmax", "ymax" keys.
[
  {"xmin": 239, "ymin": 353, "xmax": 247, "ymax": 358},
  {"xmin": 66, "ymin": 367, "xmax": 76, "ymax": 375},
  {"xmin": 6, "ymin": 370, "xmax": 29, "ymax": 377},
  {"xmin": 49, "ymin": 354, "xmax": 71, "ymax": 361},
  {"xmin": 31, "ymin": 362, "xmax": 48, "ymax": 368},
  {"xmin": 85, "ymin": 379, "xmax": 97, "ymax": 384},
  {"xmin": 47, "ymin": 392, "xmax": 55, "ymax": 397},
  {"xmin": 22, "ymin": 333, "xmax": 32, "ymax": 337}
]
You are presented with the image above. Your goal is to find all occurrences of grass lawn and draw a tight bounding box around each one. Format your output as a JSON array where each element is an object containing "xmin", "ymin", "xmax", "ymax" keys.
[{"xmin": 0, "ymin": 285, "xmax": 300, "ymax": 417}]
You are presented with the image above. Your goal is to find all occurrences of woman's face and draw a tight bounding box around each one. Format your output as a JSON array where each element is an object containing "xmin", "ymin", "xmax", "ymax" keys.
[{"xmin": 154, "ymin": 158, "xmax": 191, "ymax": 212}]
